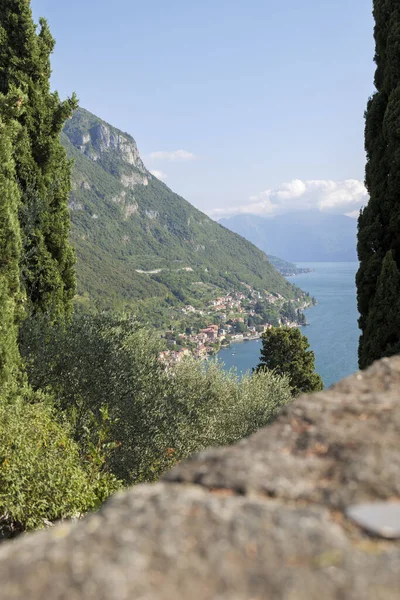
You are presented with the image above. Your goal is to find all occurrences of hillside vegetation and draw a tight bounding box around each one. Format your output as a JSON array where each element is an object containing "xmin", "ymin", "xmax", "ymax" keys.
[{"xmin": 62, "ymin": 109, "xmax": 303, "ymax": 315}]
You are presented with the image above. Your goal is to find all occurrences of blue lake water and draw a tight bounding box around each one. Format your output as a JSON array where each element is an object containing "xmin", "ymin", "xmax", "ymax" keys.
[{"xmin": 218, "ymin": 262, "xmax": 360, "ymax": 389}]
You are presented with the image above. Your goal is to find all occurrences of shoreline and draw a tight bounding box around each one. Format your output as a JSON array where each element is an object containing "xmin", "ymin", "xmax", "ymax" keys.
[{"xmin": 217, "ymin": 321, "xmax": 310, "ymax": 353}]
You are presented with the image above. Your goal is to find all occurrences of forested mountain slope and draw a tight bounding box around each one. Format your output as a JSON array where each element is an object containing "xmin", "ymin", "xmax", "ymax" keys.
[{"xmin": 62, "ymin": 108, "xmax": 302, "ymax": 313}]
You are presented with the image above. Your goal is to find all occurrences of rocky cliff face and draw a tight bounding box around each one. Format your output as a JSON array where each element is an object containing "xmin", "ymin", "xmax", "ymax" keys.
[
  {"xmin": 64, "ymin": 108, "xmax": 149, "ymax": 187},
  {"xmin": 1, "ymin": 356, "xmax": 400, "ymax": 599},
  {"xmin": 85, "ymin": 123, "xmax": 147, "ymax": 171}
]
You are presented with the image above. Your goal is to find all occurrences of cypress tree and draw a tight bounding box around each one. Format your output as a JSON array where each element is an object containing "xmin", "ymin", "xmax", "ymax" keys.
[
  {"xmin": 0, "ymin": 99, "xmax": 24, "ymax": 385},
  {"xmin": 361, "ymin": 250, "xmax": 400, "ymax": 364},
  {"xmin": 357, "ymin": 0, "xmax": 400, "ymax": 369},
  {"xmin": 255, "ymin": 327, "xmax": 324, "ymax": 396},
  {"xmin": 0, "ymin": 0, "xmax": 77, "ymax": 319}
]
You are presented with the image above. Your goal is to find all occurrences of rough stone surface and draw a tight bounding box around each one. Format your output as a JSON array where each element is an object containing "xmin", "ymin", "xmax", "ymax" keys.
[
  {"xmin": 1, "ymin": 357, "xmax": 400, "ymax": 599},
  {"xmin": 165, "ymin": 356, "xmax": 400, "ymax": 509}
]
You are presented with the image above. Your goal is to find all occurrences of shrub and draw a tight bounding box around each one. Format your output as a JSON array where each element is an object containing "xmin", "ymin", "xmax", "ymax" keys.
[
  {"xmin": 20, "ymin": 312, "xmax": 168, "ymax": 483},
  {"xmin": 163, "ymin": 359, "xmax": 292, "ymax": 458},
  {"xmin": 0, "ymin": 384, "xmax": 119, "ymax": 537}
]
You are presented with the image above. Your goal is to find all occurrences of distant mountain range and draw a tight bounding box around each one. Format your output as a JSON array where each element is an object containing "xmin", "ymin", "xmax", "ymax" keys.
[
  {"xmin": 219, "ymin": 212, "xmax": 358, "ymax": 262},
  {"xmin": 61, "ymin": 108, "xmax": 303, "ymax": 315}
]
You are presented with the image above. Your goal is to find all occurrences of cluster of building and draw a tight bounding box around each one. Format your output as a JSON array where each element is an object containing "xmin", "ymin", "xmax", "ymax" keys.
[
  {"xmin": 158, "ymin": 348, "xmax": 191, "ymax": 366},
  {"xmin": 158, "ymin": 287, "xmax": 310, "ymax": 367}
]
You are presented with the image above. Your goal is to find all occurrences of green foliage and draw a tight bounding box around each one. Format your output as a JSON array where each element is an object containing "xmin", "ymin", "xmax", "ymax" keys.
[
  {"xmin": 281, "ymin": 301, "xmax": 297, "ymax": 322},
  {"xmin": 164, "ymin": 359, "xmax": 293, "ymax": 457},
  {"xmin": 0, "ymin": 384, "xmax": 119, "ymax": 537},
  {"xmin": 360, "ymin": 251, "xmax": 400, "ymax": 365},
  {"xmin": 253, "ymin": 300, "xmax": 281, "ymax": 327},
  {"xmin": 0, "ymin": 114, "xmax": 24, "ymax": 384},
  {"xmin": 20, "ymin": 312, "xmax": 171, "ymax": 483},
  {"xmin": 232, "ymin": 321, "xmax": 246, "ymax": 334},
  {"xmin": 0, "ymin": 0, "xmax": 77, "ymax": 319},
  {"xmin": 356, "ymin": 1, "xmax": 400, "ymax": 368},
  {"xmin": 256, "ymin": 327, "xmax": 324, "ymax": 396},
  {"xmin": 20, "ymin": 312, "xmax": 293, "ymax": 484}
]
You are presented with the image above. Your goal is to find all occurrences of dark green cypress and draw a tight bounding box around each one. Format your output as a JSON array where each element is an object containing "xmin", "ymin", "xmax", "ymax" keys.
[
  {"xmin": 0, "ymin": 100, "xmax": 24, "ymax": 385},
  {"xmin": 255, "ymin": 327, "xmax": 324, "ymax": 396},
  {"xmin": 361, "ymin": 250, "xmax": 400, "ymax": 364},
  {"xmin": 356, "ymin": 0, "xmax": 400, "ymax": 369},
  {"xmin": 0, "ymin": 0, "xmax": 77, "ymax": 319}
]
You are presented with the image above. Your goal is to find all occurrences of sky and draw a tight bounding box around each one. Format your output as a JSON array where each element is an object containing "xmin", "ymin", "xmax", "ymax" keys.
[{"xmin": 31, "ymin": 0, "xmax": 375, "ymax": 219}]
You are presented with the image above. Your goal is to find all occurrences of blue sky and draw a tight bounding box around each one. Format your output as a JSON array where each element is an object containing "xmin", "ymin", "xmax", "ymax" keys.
[{"xmin": 31, "ymin": 0, "xmax": 375, "ymax": 218}]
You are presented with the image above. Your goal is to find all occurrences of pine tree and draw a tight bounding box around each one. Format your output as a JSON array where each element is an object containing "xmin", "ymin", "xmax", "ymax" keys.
[
  {"xmin": 0, "ymin": 0, "xmax": 77, "ymax": 319},
  {"xmin": 0, "ymin": 101, "xmax": 24, "ymax": 385},
  {"xmin": 357, "ymin": 0, "xmax": 400, "ymax": 369},
  {"xmin": 255, "ymin": 327, "xmax": 324, "ymax": 396}
]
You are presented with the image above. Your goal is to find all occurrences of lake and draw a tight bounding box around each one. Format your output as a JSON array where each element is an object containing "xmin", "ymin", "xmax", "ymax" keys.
[{"xmin": 218, "ymin": 262, "xmax": 360, "ymax": 389}]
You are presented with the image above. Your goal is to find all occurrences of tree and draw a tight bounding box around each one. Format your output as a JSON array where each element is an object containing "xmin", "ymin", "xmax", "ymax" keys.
[
  {"xmin": 256, "ymin": 327, "xmax": 323, "ymax": 396},
  {"xmin": 281, "ymin": 301, "xmax": 296, "ymax": 323},
  {"xmin": 0, "ymin": 0, "xmax": 77, "ymax": 319},
  {"xmin": 0, "ymin": 108, "xmax": 24, "ymax": 385},
  {"xmin": 360, "ymin": 251, "xmax": 400, "ymax": 365},
  {"xmin": 297, "ymin": 309, "xmax": 306, "ymax": 326},
  {"xmin": 233, "ymin": 321, "xmax": 246, "ymax": 334},
  {"xmin": 356, "ymin": 0, "xmax": 400, "ymax": 369}
]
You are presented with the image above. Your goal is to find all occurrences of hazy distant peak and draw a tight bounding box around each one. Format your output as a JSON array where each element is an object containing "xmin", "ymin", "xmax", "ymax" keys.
[
  {"xmin": 220, "ymin": 211, "xmax": 358, "ymax": 262},
  {"xmin": 211, "ymin": 179, "xmax": 367, "ymax": 220}
]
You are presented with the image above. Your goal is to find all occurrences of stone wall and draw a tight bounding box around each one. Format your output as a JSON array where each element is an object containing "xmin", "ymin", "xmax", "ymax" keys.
[{"xmin": 1, "ymin": 357, "xmax": 400, "ymax": 599}]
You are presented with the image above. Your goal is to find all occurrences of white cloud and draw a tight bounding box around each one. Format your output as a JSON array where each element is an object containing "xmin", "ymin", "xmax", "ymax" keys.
[
  {"xmin": 149, "ymin": 149, "xmax": 196, "ymax": 162},
  {"xmin": 150, "ymin": 170, "xmax": 168, "ymax": 181},
  {"xmin": 210, "ymin": 179, "xmax": 368, "ymax": 219},
  {"xmin": 345, "ymin": 210, "xmax": 361, "ymax": 219}
]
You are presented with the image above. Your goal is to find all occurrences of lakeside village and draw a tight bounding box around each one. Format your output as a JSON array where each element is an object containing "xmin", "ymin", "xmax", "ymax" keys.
[{"xmin": 159, "ymin": 284, "xmax": 316, "ymax": 366}]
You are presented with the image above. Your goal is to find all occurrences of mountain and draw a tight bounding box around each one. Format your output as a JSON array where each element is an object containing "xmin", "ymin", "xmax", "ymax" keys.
[
  {"xmin": 62, "ymin": 109, "xmax": 303, "ymax": 319},
  {"xmin": 219, "ymin": 212, "xmax": 358, "ymax": 262},
  {"xmin": 267, "ymin": 256, "xmax": 313, "ymax": 276}
]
